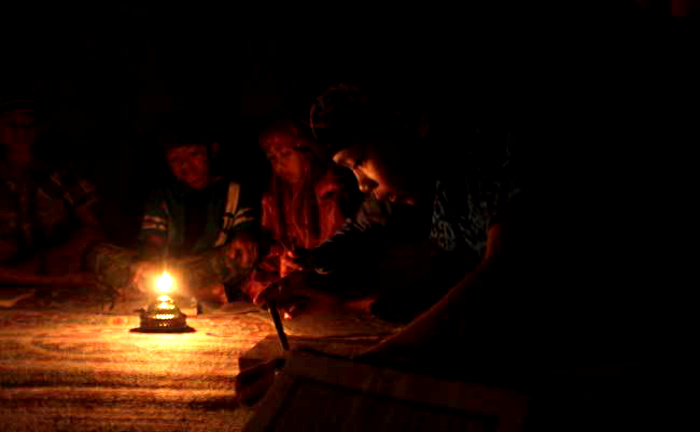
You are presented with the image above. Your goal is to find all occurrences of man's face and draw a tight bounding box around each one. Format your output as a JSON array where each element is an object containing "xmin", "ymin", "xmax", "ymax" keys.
[
  {"xmin": 166, "ymin": 145, "xmax": 210, "ymax": 190},
  {"xmin": 0, "ymin": 110, "xmax": 37, "ymax": 167},
  {"xmin": 332, "ymin": 141, "xmax": 416, "ymax": 205}
]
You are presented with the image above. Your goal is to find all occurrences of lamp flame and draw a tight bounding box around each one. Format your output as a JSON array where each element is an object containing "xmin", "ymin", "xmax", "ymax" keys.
[{"xmin": 156, "ymin": 271, "xmax": 173, "ymax": 293}]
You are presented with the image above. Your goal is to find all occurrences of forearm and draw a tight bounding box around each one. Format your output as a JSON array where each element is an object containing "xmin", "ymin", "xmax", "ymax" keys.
[
  {"xmin": 363, "ymin": 254, "xmax": 504, "ymax": 356},
  {"xmin": 84, "ymin": 242, "xmax": 138, "ymax": 289},
  {"xmin": 0, "ymin": 267, "xmax": 54, "ymax": 286}
]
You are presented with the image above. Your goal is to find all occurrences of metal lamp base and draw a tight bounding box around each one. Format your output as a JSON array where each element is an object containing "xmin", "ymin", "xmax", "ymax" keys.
[{"xmin": 130, "ymin": 296, "xmax": 195, "ymax": 333}]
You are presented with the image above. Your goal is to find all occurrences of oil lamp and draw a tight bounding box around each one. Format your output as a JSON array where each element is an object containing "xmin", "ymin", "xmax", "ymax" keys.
[{"xmin": 131, "ymin": 270, "xmax": 194, "ymax": 333}]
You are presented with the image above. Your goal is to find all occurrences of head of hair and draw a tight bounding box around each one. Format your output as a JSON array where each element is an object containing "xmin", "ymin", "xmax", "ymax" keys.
[
  {"xmin": 259, "ymin": 116, "xmax": 324, "ymax": 161},
  {"xmin": 309, "ymin": 83, "xmax": 427, "ymax": 156}
]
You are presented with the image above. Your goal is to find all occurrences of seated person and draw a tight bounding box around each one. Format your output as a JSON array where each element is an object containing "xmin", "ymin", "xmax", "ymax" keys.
[
  {"xmin": 241, "ymin": 117, "xmax": 363, "ymax": 307},
  {"xmin": 87, "ymin": 119, "xmax": 258, "ymax": 304},
  {"xmin": 0, "ymin": 98, "xmax": 102, "ymax": 298},
  {"xmin": 254, "ymin": 84, "xmax": 529, "ymax": 380},
  {"xmin": 253, "ymin": 88, "xmax": 472, "ymax": 323}
]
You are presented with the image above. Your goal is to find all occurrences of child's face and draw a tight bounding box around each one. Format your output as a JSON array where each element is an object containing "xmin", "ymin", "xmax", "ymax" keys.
[
  {"xmin": 333, "ymin": 140, "xmax": 416, "ymax": 205},
  {"xmin": 166, "ymin": 145, "xmax": 210, "ymax": 190},
  {"xmin": 262, "ymin": 134, "xmax": 306, "ymax": 184}
]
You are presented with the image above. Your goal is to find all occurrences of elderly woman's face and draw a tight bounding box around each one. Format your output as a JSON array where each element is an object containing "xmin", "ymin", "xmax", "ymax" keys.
[
  {"xmin": 262, "ymin": 133, "xmax": 306, "ymax": 184},
  {"xmin": 0, "ymin": 110, "xmax": 37, "ymax": 166},
  {"xmin": 332, "ymin": 140, "xmax": 416, "ymax": 205}
]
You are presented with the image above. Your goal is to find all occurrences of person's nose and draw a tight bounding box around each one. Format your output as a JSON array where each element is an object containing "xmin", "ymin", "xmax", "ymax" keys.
[
  {"xmin": 180, "ymin": 160, "xmax": 196, "ymax": 177},
  {"xmin": 353, "ymin": 170, "xmax": 376, "ymax": 193}
]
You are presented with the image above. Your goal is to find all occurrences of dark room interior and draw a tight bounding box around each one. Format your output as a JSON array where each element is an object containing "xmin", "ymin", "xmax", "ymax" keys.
[{"xmin": 0, "ymin": 1, "xmax": 692, "ymax": 431}]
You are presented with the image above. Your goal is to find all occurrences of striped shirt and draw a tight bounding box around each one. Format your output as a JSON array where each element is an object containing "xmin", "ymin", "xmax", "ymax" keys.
[{"xmin": 139, "ymin": 177, "xmax": 257, "ymax": 258}]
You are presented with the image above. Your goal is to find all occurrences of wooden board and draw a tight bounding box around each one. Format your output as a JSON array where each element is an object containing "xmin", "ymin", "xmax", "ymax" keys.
[{"xmin": 243, "ymin": 351, "xmax": 528, "ymax": 432}]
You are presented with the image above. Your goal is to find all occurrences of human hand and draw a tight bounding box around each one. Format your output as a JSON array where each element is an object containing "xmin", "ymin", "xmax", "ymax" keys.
[
  {"xmin": 253, "ymin": 271, "xmax": 339, "ymax": 318},
  {"xmin": 227, "ymin": 232, "xmax": 258, "ymax": 269},
  {"xmin": 244, "ymin": 280, "xmax": 267, "ymax": 305},
  {"xmin": 131, "ymin": 260, "xmax": 161, "ymax": 294},
  {"xmin": 279, "ymin": 248, "xmax": 312, "ymax": 277}
]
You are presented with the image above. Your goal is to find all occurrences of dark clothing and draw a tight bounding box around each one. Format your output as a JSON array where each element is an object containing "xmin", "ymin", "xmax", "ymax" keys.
[
  {"xmin": 307, "ymin": 126, "xmax": 521, "ymax": 322},
  {"xmin": 0, "ymin": 162, "xmax": 97, "ymax": 264},
  {"xmin": 139, "ymin": 177, "xmax": 257, "ymax": 258},
  {"xmin": 88, "ymin": 178, "xmax": 258, "ymax": 300}
]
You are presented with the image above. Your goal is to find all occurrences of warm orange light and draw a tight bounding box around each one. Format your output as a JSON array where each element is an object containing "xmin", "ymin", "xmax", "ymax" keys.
[{"xmin": 155, "ymin": 271, "xmax": 173, "ymax": 293}]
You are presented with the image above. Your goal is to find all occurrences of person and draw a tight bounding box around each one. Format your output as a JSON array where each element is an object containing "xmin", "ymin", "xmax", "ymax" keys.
[
  {"xmin": 241, "ymin": 117, "xmax": 364, "ymax": 308},
  {"xmin": 254, "ymin": 83, "xmax": 531, "ymax": 382},
  {"xmin": 0, "ymin": 98, "xmax": 102, "ymax": 299},
  {"xmin": 87, "ymin": 116, "xmax": 259, "ymax": 304}
]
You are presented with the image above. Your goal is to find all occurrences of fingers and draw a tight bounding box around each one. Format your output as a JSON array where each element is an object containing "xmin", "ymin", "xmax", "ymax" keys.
[
  {"xmin": 253, "ymin": 280, "xmax": 282, "ymax": 306},
  {"xmin": 253, "ymin": 271, "xmax": 307, "ymax": 306},
  {"xmin": 286, "ymin": 249, "xmax": 311, "ymax": 266},
  {"xmin": 245, "ymin": 281, "xmax": 266, "ymax": 304},
  {"xmin": 280, "ymin": 254, "xmax": 305, "ymax": 277},
  {"xmin": 131, "ymin": 261, "xmax": 159, "ymax": 286},
  {"xmin": 280, "ymin": 301, "xmax": 308, "ymax": 319},
  {"xmin": 253, "ymin": 272, "xmax": 335, "ymax": 314}
]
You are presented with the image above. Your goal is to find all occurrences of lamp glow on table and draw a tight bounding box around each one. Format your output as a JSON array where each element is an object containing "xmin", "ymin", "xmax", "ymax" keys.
[{"xmin": 131, "ymin": 270, "xmax": 194, "ymax": 333}]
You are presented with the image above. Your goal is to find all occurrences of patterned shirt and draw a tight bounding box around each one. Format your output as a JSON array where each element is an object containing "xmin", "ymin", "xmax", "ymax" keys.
[
  {"xmin": 429, "ymin": 126, "xmax": 522, "ymax": 269},
  {"xmin": 310, "ymin": 125, "xmax": 522, "ymax": 277},
  {"xmin": 0, "ymin": 163, "xmax": 98, "ymax": 263}
]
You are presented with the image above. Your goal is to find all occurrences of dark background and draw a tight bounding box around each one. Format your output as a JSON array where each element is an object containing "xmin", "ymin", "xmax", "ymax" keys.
[
  {"xmin": 2, "ymin": 0, "xmax": 695, "ymax": 276},
  {"xmin": 0, "ymin": 3, "xmax": 694, "ymax": 410},
  {"xmin": 1, "ymin": 3, "xmax": 534, "ymax": 245}
]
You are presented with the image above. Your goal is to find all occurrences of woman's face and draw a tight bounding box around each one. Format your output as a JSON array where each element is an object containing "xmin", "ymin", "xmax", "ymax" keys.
[
  {"xmin": 332, "ymin": 140, "xmax": 416, "ymax": 205},
  {"xmin": 166, "ymin": 145, "xmax": 210, "ymax": 190},
  {"xmin": 263, "ymin": 134, "xmax": 306, "ymax": 184}
]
